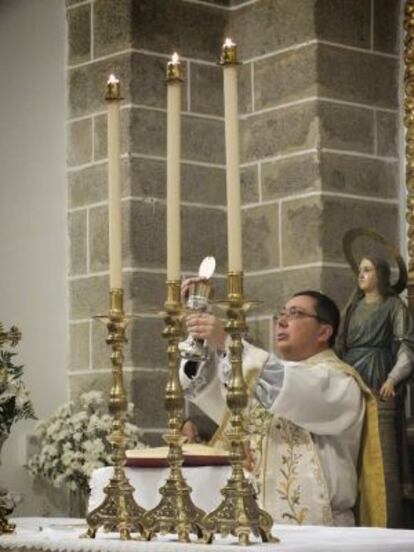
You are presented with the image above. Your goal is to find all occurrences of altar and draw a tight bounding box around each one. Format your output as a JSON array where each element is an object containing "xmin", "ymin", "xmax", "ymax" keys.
[{"xmin": 1, "ymin": 518, "xmax": 414, "ymax": 552}]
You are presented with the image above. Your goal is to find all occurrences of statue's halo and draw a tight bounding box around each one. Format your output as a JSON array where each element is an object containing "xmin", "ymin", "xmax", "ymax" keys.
[{"xmin": 342, "ymin": 227, "xmax": 407, "ymax": 294}]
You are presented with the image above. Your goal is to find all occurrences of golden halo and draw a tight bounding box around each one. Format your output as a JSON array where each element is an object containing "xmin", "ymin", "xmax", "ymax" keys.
[{"xmin": 342, "ymin": 227, "xmax": 407, "ymax": 294}]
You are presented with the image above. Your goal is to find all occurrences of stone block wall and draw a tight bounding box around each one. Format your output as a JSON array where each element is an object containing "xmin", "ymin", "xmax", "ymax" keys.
[
  {"xmin": 67, "ymin": 0, "xmax": 231, "ymax": 445},
  {"xmin": 230, "ymin": 0, "xmax": 401, "ymax": 349},
  {"xmin": 66, "ymin": 0, "xmax": 402, "ymax": 442}
]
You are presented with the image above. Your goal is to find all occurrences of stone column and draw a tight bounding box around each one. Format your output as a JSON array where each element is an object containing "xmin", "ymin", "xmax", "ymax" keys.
[
  {"xmin": 66, "ymin": 0, "xmax": 402, "ymax": 447},
  {"xmin": 66, "ymin": 0, "xmax": 228, "ymax": 444},
  {"xmin": 229, "ymin": 0, "xmax": 401, "ymax": 349}
]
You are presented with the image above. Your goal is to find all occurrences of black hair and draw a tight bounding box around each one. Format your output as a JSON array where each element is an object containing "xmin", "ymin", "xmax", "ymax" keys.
[{"xmin": 293, "ymin": 290, "xmax": 340, "ymax": 348}]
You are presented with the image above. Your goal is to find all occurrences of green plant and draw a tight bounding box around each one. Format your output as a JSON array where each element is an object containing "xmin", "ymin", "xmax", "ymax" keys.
[{"xmin": 0, "ymin": 349, "xmax": 36, "ymax": 434}]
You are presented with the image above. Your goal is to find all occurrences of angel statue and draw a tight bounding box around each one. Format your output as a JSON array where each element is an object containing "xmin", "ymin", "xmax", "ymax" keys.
[
  {"xmin": 338, "ymin": 229, "xmax": 414, "ymax": 397},
  {"xmin": 338, "ymin": 228, "xmax": 414, "ymax": 504}
]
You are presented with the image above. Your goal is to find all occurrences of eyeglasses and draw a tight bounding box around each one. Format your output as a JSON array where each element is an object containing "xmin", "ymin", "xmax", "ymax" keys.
[{"xmin": 273, "ymin": 307, "xmax": 327, "ymax": 324}]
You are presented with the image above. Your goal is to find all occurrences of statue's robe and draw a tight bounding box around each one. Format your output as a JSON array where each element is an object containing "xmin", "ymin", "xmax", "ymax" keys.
[
  {"xmin": 341, "ymin": 295, "xmax": 414, "ymax": 391},
  {"xmin": 180, "ymin": 345, "xmax": 386, "ymax": 527},
  {"xmin": 340, "ymin": 295, "xmax": 414, "ymax": 498}
]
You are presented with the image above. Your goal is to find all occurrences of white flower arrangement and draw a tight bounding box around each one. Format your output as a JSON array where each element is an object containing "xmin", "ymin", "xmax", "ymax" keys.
[{"xmin": 27, "ymin": 391, "xmax": 145, "ymax": 492}]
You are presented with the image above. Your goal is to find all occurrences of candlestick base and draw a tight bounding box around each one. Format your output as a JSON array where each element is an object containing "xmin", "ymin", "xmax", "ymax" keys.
[
  {"xmin": 142, "ymin": 281, "xmax": 206, "ymax": 543},
  {"xmin": 84, "ymin": 478, "xmax": 146, "ymax": 540},
  {"xmin": 202, "ymin": 273, "xmax": 277, "ymax": 546},
  {"xmin": 202, "ymin": 470, "xmax": 275, "ymax": 546},
  {"xmin": 142, "ymin": 432, "xmax": 206, "ymax": 542},
  {"xmin": 82, "ymin": 289, "xmax": 147, "ymax": 540}
]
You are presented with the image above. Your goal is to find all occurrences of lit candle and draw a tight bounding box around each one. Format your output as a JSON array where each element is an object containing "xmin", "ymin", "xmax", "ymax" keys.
[
  {"xmin": 166, "ymin": 53, "xmax": 183, "ymax": 281},
  {"xmin": 220, "ymin": 38, "xmax": 242, "ymax": 272},
  {"xmin": 106, "ymin": 74, "xmax": 123, "ymax": 289}
]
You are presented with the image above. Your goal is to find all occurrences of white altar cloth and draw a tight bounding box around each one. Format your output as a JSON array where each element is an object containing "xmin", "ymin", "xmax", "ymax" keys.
[
  {"xmin": 2, "ymin": 518, "xmax": 414, "ymax": 552},
  {"xmin": 89, "ymin": 466, "xmax": 231, "ymax": 513}
]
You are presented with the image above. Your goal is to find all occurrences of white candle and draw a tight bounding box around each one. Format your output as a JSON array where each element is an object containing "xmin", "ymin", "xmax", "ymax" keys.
[
  {"xmin": 221, "ymin": 38, "xmax": 242, "ymax": 272},
  {"xmin": 166, "ymin": 53, "xmax": 183, "ymax": 281},
  {"xmin": 106, "ymin": 74, "xmax": 123, "ymax": 289}
]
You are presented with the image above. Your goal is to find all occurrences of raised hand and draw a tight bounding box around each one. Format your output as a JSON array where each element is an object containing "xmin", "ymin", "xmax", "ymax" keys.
[{"xmin": 186, "ymin": 312, "xmax": 226, "ymax": 352}]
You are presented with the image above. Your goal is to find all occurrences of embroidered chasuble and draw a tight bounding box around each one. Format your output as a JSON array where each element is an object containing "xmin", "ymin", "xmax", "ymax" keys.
[{"xmin": 180, "ymin": 345, "xmax": 386, "ymax": 527}]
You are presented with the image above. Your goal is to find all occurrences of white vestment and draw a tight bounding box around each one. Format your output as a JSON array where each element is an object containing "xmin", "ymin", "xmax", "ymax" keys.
[{"xmin": 180, "ymin": 344, "xmax": 365, "ymax": 526}]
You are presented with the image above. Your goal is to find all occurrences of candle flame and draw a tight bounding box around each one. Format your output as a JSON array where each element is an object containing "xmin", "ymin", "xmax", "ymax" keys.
[
  {"xmin": 171, "ymin": 52, "xmax": 180, "ymax": 64},
  {"xmin": 224, "ymin": 37, "xmax": 236, "ymax": 48},
  {"xmin": 108, "ymin": 73, "xmax": 119, "ymax": 84}
]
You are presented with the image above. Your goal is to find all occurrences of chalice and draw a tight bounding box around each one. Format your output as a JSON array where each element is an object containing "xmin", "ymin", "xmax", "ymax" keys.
[{"xmin": 179, "ymin": 256, "xmax": 216, "ymax": 362}]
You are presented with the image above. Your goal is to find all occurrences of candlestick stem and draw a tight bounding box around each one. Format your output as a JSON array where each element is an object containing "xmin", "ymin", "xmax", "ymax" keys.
[
  {"xmin": 82, "ymin": 289, "xmax": 147, "ymax": 540},
  {"xmin": 201, "ymin": 273, "xmax": 277, "ymax": 546},
  {"xmin": 142, "ymin": 281, "xmax": 206, "ymax": 542}
]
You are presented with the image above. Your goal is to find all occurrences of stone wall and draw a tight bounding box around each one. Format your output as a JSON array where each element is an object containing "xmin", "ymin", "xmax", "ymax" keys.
[
  {"xmin": 66, "ymin": 0, "xmax": 402, "ymax": 443},
  {"xmin": 231, "ymin": 0, "xmax": 401, "ymax": 349},
  {"xmin": 67, "ymin": 0, "xmax": 229, "ymax": 445}
]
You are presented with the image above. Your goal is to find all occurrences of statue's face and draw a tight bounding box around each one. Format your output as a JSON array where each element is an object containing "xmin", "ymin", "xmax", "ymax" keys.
[{"xmin": 358, "ymin": 258, "xmax": 379, "ymax": 294}]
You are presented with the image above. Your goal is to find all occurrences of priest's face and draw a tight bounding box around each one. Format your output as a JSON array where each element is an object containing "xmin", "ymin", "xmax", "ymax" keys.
[{"xmin": 274, "ymin": 295, "xmax": 332, "ymax": 361}]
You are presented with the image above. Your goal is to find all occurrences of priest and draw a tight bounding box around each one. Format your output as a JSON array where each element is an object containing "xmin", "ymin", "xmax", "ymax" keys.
[{"xmin": 179, "ymin": 286, "xmax": 386, "ymax": 527}]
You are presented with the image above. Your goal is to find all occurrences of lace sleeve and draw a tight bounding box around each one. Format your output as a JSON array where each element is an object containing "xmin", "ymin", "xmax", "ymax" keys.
[{"xmin": 255, "ymin": 353, "xmax": 285, "ymax": 409}]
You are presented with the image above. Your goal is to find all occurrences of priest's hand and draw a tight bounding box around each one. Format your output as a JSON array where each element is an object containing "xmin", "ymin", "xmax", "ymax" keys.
[
  {"xmin": 379, "ymin": 378, "xmax": 395, "ymax": 400},
  {"xmin": 186, "ymin": 312, "xmax": 227, "ymax": 352}
]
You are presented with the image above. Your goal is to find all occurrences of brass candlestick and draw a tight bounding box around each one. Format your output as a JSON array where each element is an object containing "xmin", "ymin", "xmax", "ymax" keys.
[
  {"xmin": 202, "ymin": 272, "xmax": 276, "ymax": 545},
  {"xmin": 83, "ymin": 289, "xmax": 147, "ymax": 540},
  {"xmin": 142, "ymin": 281, "xmax": 206, "ymax": 542}
]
